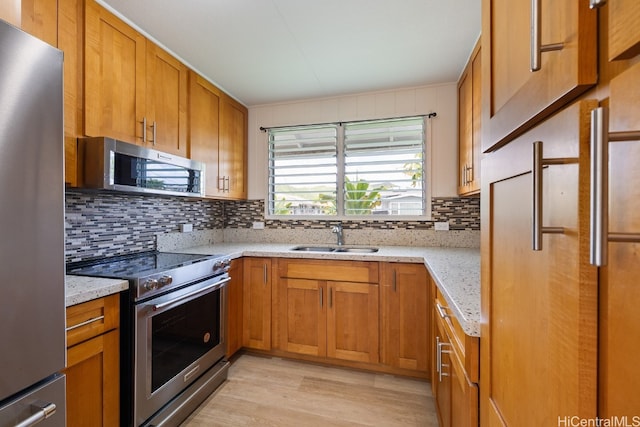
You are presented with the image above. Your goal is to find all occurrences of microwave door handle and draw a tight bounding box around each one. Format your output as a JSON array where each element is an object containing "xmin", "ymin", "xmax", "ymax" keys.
[{"xmin": 151, "ymin": 277, "xmax": 231, "ymax": 311}]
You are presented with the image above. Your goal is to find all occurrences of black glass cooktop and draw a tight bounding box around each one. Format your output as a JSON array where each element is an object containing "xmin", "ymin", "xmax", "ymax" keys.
[{"xmin": 66, "ymin": 251, "xmax": 219, "ymax": 279}]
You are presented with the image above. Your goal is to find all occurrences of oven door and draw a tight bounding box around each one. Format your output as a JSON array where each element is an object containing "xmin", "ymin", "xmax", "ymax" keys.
[{"xmin": 134, "ymin": 275, "xmax": 229, "ymax": 426}]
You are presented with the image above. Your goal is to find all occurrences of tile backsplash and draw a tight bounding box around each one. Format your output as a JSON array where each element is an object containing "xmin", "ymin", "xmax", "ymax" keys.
[
  {"xmin": 65, "ymin": 192, "xmax": 479, "ymax": 263},
  {"xmin": 65, "ymin": 191, "xmax": 223, "ymax": 263}
]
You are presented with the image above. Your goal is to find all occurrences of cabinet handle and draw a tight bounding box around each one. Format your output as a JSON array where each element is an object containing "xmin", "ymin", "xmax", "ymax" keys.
[
  {"xmin": 224, "ymin": 176, "xmax": 230, "ymax": 192},
  {"xmin": 530, "ymin": 0, "xmax": 564, "ymax": 72},
  {"xmin": 436, "ymin": 336, "xmax": 441, "ymax": 374},
  {"xmin": 589, "ymin": 107, "xmax": 640, "ymax": 266},
  {"xmin": 435, "ymin": 303, "xmax": 450, "ymax": 319},
  {"xmin": 14, "ymin": 401, "xmax": 57, "ymax": 427},
  {"xmin": 141, "ymin": 117, "xmax": 147, "ymax": 143},
  {"xmin": 329, "ymin": 287, "xmax": 333, "ymax": 308},
  {"xmin": 319, "ymin": 287, "xmax": 323, "ymax": 307},
  {"xmin": 589, "ymin": 0, "xmax": 606, "ymax": 8},
  {"xmin": 151, "ymin": 121, "xmax": 157, "ymax": 146},
  {"xmin": 66, "ymin": 315, "xmax": 105, "ymax": 332},
  {"xmin": 467, "ymin": 164, "xmax": 473, "ymax": 185},
  {"xmin": 392, "ymin": 270, "xmax": 397, "ymax": 292},
  {"xmin": 532, "ymin": 141, "xmax": 578, "ymax": 250},
  {"xmin": 263, "ymin": 264, "xmax": 267, "ymax": 285},
  {"xmin": 437, "ymin": 341, "xmax": 452, "ymax": 382}
]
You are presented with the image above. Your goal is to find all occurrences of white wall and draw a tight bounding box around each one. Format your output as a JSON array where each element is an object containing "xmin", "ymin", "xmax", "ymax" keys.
[{"xmin": 246, "ymin": 83, "xmax": 458, "ymax": 200}]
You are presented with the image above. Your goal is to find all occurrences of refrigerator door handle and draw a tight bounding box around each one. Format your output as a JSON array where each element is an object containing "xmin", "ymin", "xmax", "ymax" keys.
[{"xmin": 14, "ymin": 401, "xmax": 57, "ymax": 427}]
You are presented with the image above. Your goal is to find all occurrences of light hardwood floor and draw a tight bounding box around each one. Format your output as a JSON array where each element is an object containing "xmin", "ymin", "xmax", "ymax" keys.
[{"xmin": 181, "ymin": 354, "xmax": 438, "ymax": 427}]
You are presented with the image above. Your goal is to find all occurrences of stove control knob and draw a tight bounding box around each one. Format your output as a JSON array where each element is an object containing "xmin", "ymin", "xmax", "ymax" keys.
[
  {"xmin": 158, "ymin": 275, "xmax": 173, "ymax": 287},
  {"xmin": 144, "ymin": 279, "xmax": 159, "ymax": 291}
]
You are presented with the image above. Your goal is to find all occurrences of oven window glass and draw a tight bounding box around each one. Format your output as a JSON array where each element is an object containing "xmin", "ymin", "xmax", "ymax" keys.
[
  {"xmin": 114, "ymin": 153, "xmax": 201, "ymax": 194},
  {"xmin": 151, "ymin": 289, "xmax": 220, "ymax": 392}
]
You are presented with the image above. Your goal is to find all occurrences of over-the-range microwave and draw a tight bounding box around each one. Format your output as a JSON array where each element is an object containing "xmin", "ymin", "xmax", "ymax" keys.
[{"xmin": 77, "ymin": 137, "xmax": 204, "ymax": 197}]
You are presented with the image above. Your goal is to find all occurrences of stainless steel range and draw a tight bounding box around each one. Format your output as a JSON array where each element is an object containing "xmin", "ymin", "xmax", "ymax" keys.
[{"xmin": 67, "ymin": 251, "xmax": 231, "ymax": 426}]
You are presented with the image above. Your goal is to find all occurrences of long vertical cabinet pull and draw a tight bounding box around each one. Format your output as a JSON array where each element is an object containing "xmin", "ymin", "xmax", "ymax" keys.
[
  {"xmin": 262, "ymin": 263, "xmax": 267, "ymax": 285},
  {"xmin": 437, "ymin": 341, "xmax": 452, "ymax": 382},
  {"xmin": 141, "ymin": 117, "xmax": 147, "ymax": 143},
  {"xmin": 530, "ymin": 0, "xmax": 564, "ymax": 72},
  {"xmin": 151, "ymin": 121, "xmax": 157, "ymax": 146},
  {"xmin": 589, "ymin": 107, "xmax": 640, "ymax": 266},
  {"xmin": 319, "ymin": 287, "xmax": 323, "ymax": 308},
  {"xmin": 532, "ymin": 141, "xmax": 578, "ymax": 250}
]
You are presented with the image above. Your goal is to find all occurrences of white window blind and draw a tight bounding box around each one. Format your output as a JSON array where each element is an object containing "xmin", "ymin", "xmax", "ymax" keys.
[
  {"xmin": 268, "ymin": 125, "xmax": 338, "ymax": 215},
  {"xmin": 344, "ymin": 118, "xmax": 425, "ymax": 215},
  {"xmin": 267, "ymin": 117, "xmax": 427, "ymax": 217}
]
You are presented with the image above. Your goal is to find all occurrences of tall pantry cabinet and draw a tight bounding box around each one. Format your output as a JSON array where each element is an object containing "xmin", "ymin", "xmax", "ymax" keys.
[{"xmin": 481, "ymin": 1, "xmax": 640, "ymax": 425}]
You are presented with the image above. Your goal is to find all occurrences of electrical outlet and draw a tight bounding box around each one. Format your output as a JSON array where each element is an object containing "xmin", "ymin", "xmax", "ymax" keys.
[
  {"xmin": 180, "ymin": 223, "xmax": 193, "ymax": 232},
  {"xmin": 252, "ymin": 221, "xmax": 265, "ymax": 230},
  {"xmin": 434, "ymin": 222, "xmax": 449, "ymax": 231}
]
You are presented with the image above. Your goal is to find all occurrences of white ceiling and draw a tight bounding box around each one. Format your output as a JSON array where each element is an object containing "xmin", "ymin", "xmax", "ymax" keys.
[{"xmin": 98, "ymin": 0, "xmax": 481, "ymax": 107}]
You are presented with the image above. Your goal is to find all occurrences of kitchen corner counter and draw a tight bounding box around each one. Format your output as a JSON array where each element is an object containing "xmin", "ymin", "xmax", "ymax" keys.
[
  {"xmin": 179, "ymin": 243, "xmax": 481, "ymax": 337},
  {"xmin": 65, "ymin": 275, "xmax": 128, "ymax": 307}
]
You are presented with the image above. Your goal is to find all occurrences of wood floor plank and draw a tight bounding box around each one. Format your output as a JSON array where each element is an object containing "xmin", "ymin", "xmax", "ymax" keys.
[{"xmin": 181, "ymin": 354, "xmax": 438, "ymax": 427}]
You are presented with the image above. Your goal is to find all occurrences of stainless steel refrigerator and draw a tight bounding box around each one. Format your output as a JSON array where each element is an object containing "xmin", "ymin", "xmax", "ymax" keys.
[{"xmin": 0, "ymin": 19, "xmax": 66, "ymax": 427}]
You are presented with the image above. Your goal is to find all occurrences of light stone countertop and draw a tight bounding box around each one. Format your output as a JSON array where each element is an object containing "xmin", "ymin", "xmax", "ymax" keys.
[
  {"xmin": 64, "ymin": 243, "xmax": 480, "ymax": 336},
  {"xmin": 178, "ymin": 243, "xmax": 481, "ymax": 337},
  {"xmin": 65, "ymin": 275, "xmax": 129, "ymax": 307}
]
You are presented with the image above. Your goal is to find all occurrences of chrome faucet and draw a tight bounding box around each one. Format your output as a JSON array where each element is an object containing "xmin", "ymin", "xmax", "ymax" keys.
[{"xmin": 331, "ymin": 222, "xmax": 344, "ymax": 246}]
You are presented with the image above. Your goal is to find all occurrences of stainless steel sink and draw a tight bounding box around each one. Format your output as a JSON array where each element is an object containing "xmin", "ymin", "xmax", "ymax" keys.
[
  {"xmin": 290, "ymin": 245, "xmax": 379, "ymax": 253},
  {"xmin": 334, "ymin": 247, "xmax": 379, "ymax": 253},
  {"xmin": 290, "ymin": 246, "xmax": 336, "ymax": 252}
]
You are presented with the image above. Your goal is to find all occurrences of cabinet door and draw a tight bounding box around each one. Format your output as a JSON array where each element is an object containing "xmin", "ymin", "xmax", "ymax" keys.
[
  {"xmin": 598, "ymin": 62, "xmax": 640, "ymax": 417},
  {"xmin": 189, "ymin": 71, "xmax": 221, "ymax": 196},
  {"xmin": 434, "ymin": 316, "xmax": 452, "ymax": 427},
  {"xmin": 327, "ymin": 281, "xmax": 378, "ymax": 364},
  {"xmin": 608, "ymin": 0, "xmax": 640, "ymax": 61},
  {"xmin": 458, "ymin": 42, "xmax": 480, "ymax": 196},
  {"xmin": 450, "ymin": 347, "xmax": 479, "ymax": 427},
  {"xmin": 84, "ymin": 0, "xmax": 145, "ymax": 144},
  {"xmin": 480, "ymin": 100, "xmax": 598, "ymax": 426},
  {"xmin": 21, "ymin": 0, "xmax": 57, "ymax": 46},
  {"xmin": 218, "ymin": 94, "xmax": 247, "ymax": 199},
  {"xmin": 226, "ymin": 259, "xmax": 243, "ymax": 358},
  {"xmin": 380, "ymin": 263, "xmax": 429, "ymax": 372},
  {"xmin": 65, "ymin": 329, "xmax": 119, "ymax": 427},
  {"xmin": 481, "ymin": 0, "xmax": 597, "ymax": 150},
  {"xmin": 276, "ymin": 278, "xmax": 326, "ymax": 357},
  {"xmin": 242, "ymin": 257, "xmax": 271, "ymax": 350},
  {"xmin": 146, "ymin": 41, "xmax": 188, "ymax": 156}
]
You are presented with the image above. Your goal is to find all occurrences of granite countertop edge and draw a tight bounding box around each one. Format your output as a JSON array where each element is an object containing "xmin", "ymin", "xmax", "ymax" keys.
[{"xmin": 65, "ymin": 243, "xmax": 480, "ymax": 337}]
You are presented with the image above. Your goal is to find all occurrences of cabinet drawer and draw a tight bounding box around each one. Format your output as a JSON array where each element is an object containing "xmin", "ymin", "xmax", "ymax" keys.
[
  {"xmin": 66, "ymin": 294, "xmax": 119, "ymax": 348},
  {"xmin": 434, "ymin": 286, "xmax": 479, "ymax": 383},
  {"xmin": 279, "ymin": 258, "xmax": 379, "ymax": 283}
]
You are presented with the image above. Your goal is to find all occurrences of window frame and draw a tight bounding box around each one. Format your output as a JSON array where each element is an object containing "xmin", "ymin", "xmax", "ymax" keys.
[{"xmin": 265, "ymin": 116, "xmax": 432, "ymax": 221}]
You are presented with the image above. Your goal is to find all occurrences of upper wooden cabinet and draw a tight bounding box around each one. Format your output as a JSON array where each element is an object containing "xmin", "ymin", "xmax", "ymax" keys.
[
  {"xmin": 20, "ymin": 0, "xmax": 57, "ymax": 46},
  {"xmin": 84, "ymin": 0, "xmax": 187, "ymax": 156},
  {"xmin": 481, "ymin": 0, "xmax": 597, "ymax": 151},
  {"xmin": 218, "ymin": 94, "xmax": 248, "ymax": 199},
  {"xmin": 189, "ymin": 72, "xmax": 247, "ymax": 199},
  {"xmin": 608, "ymin": 0, "xmax": 640, "ymax": 61},
  {"xmin": 458, "ymin": 40, "xmax": 481, "ymax": 196},
  {"xmin": 145, "ymin": 42, "xmax": 188, "ymax": 157}
]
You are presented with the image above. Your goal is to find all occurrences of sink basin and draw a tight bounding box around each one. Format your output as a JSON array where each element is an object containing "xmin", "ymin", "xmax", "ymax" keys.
[
  {"xmin": 290, "ymin": 246, "xmax": 379, "ymax": 253},
  {"xmin": 290, "ymin": 246, "xmax": 336, "ymax": 252},
  {"xmin": 334, "ymin": 247, "xmax": 379, "ymax": 253}
]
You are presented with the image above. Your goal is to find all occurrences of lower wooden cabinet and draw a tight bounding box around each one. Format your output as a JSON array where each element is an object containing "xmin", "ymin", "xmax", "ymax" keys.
[
  {"xmin": 242, "ymin": 257, "xmax": 272, "ymax": 350},
  {"xmin": 226, "ymin": 258, "xmax": 243, "ymax": 358},
  {"xmin": 64, "ymin": 294, "xmax": 120, "ymax": 427},
  {"xmin": 432, "ymin": 281, "xmax": 479, "ymax": 427},
  {"xmin": 380, "ymin": 262, "xmax": 429, "ymax": 373},
  {"xmin": 275, "ymin": 258, "xmax": 379, "ymax": 364}
]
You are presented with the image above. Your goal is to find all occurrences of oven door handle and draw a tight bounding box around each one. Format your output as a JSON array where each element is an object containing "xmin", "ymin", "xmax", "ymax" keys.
[{"xmin": 151, "ymin": 277, "xmax": 231, "ymax": 311}]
